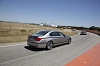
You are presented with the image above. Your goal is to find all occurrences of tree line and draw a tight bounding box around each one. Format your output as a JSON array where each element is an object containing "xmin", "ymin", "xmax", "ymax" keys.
[
  {"xmin": 89, "ymin": 26, "xmax": 100, "ymax": 31},
  {"xmin": 71, "ymin": 26, "xmax": 100, "ymax": 31}
]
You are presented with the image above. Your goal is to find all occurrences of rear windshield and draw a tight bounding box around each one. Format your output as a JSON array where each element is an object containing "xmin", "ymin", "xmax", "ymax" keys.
[
  {"xmin": 33, "ymin": 31, "xmax": 49, "ymax": 36},
  {"xmin": 82, "ymin": 30, "xmax": 86, "ymax": 32}
]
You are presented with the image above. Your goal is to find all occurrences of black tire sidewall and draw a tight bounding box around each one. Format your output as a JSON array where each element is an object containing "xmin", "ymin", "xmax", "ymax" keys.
[
  {"xmin": 46, "ymin": 41, "xmax": 53, "ymax": 50},
  {"xmin": 68, "ymin": 38, "xmax": 71, "ymax": 44}
]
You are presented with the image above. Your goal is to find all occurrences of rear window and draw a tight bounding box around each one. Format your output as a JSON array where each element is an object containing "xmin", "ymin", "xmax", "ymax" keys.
[
  {"xmin": 82, "ymin": 30, "xmax": 86, "ymax": 32},
  {"xmin": 37, "ymin": 31, "xmax": 49, "ymax": 35},
  {"xmin": 33, "ymin": 31, "xmax": 49, "ymax": 36}
]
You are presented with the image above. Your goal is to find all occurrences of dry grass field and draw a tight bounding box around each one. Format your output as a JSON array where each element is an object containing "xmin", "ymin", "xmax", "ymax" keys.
[{"xmin": 0, "ymin": 22, "xmax": 78, "ymax": 44}]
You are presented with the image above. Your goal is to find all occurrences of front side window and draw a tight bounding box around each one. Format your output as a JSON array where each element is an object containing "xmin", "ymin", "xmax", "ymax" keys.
[
  {"xmin": 50, "ymin": 32, "xmax": 60, "ymax": 36},
  {"xmin": 59, "ymin": 32, "xmax": 65, "ymax": 36}
]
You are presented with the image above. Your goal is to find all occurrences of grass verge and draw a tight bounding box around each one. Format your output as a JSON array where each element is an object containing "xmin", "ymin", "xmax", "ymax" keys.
[
  {"xmin": 0, "ymin": 22, "xmax": 78, "ymax": 45},
  {"xmin": 0, "ymin": 31, "xmax": 78, "ymax": 45}
]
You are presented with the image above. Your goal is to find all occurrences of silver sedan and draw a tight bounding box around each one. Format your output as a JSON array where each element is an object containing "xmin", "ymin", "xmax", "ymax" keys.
[{"xmin": 27, "ymin": 30, "xmax": 71, "ymax": 50}]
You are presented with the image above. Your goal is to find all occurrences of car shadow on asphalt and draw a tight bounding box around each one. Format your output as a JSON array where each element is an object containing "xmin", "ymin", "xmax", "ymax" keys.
[
  {"xmin": 24, "ymin": 43, "xmax": 69, "ymax": 51},
  {"xmin": 53, "ymin": 43, "xmax": 68, "ymax": 48},
  {"xmin": 24, "ymin": 46, "xmax": 45, "ymax": 51}
]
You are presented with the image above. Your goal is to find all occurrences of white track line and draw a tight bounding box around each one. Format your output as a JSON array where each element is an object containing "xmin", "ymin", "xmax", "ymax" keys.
[{"xmin": 0, "ymin": 43, "xmax": 27, "ymax": 47}]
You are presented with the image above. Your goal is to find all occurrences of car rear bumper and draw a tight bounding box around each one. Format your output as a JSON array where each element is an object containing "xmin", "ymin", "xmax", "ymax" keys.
[
  {"xmin": 27, "ymin": 41, "xmax": 47, "ymax": 48},
  {"xmin": 80, "ymin": 32, "xmax": 87, "ymax": 35}
]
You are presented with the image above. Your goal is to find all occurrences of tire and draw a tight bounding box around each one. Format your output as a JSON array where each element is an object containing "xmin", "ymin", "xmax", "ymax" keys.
[
  {"xmin": 67, "ymin": 38, "xmax": 71, "ymax": 44},
  {"xmin": 46, "ymin": 41, "xmax": 53, "ymax": 50}
]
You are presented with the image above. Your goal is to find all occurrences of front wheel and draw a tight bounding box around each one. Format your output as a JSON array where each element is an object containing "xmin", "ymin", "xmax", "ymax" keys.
[
  {"xmin": 67, "ymin": 38, "xmax": 71, "ymax": 44},
  {"xmin": 46, "ymin": 41, "xmax": 53, "ymax": 50}
]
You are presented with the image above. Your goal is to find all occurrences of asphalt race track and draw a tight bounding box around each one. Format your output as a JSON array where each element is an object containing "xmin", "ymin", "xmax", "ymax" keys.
[{"xmin": 0, "ymin": 33, "xmax": 100, "ymax": 66}]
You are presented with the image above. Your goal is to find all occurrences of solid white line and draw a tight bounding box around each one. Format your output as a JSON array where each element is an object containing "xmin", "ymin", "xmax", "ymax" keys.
[{"xmin": 0, "ymin": 43, "xmax": 26, "ymax": 47}]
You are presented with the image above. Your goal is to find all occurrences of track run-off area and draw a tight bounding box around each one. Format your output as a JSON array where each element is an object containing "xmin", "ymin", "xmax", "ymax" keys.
[{"xmin": 0, "ymin": 32, "xmax": 100, "ymax": 66}]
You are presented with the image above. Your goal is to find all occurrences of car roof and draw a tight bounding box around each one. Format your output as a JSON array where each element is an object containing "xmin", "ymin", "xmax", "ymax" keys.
[{"xmin": 40, "ymin": 30, "xmax": 59, "ymax": 32}]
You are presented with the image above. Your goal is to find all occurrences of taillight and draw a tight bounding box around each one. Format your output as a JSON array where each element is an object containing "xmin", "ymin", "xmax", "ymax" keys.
[{"xmin": 34, "ymin": 38, "xmax": 42, "ymax": 41}]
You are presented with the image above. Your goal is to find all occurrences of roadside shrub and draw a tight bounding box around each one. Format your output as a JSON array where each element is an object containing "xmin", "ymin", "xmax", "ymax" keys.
[{"xmin": 21, "ymin": 30, "xmax": 26, "ymax": 32}]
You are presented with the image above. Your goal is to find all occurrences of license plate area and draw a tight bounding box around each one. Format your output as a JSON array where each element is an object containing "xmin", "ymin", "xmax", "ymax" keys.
[{"xmin": 29, "ymin": 37, "xmax": 34, "ymax": 41}]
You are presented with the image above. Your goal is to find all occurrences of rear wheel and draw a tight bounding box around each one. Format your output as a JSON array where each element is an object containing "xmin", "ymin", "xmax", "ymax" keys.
[{"xmin": 46, "ymin": 41, "xmax": 53, "ymax": 50}]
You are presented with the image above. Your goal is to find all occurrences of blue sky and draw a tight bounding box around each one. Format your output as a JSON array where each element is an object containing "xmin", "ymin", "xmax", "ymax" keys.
[{"xmin": 0, "ymin": 0, "xmax": 100, "ymax": 27}]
